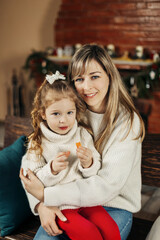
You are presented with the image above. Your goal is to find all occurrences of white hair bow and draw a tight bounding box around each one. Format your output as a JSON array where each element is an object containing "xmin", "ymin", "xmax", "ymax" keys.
[{"xmin": 46, "ymin": 71, "xmax": 66, "ymax": 84}]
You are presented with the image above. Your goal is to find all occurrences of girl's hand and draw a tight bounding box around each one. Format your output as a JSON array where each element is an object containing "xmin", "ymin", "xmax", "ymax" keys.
[
  {"xmin": 19, "ymin": 168, "xmax": 44, "ymax": 201},
  {"xmin": 51, "ymin": 151, "xmax": 70, "ymax": 174},
  {"xmin": 76, "ymin": 146, "xmax": 93, "ymax": 168},
  {"xmin": 36, "ymin": 202, "xmax": 67, "ymax": 236}
]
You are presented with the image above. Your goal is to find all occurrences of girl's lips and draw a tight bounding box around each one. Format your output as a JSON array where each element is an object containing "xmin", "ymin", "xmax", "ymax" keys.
[{"xmin": 59, "ymin": 126, "xmax": 68, "ymax": 130}]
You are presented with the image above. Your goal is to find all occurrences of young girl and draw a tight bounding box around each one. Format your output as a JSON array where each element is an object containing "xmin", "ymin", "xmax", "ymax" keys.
[
  {"xmin": 21, "ymin": 71, "xmax": 121, "ymax": 240},
  {"xmin": 20, "ymin": 44, "xmax": 145, "ymax": 240}
]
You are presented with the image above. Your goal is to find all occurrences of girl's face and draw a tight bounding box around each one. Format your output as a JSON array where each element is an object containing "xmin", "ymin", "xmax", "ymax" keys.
[
  {"xmin": 74, "ymin": 59, "xmax": 109, "ymax": 113},
  {"xmin": 42, "ymin": 98, "xmax": 76, "ymax": 135}
]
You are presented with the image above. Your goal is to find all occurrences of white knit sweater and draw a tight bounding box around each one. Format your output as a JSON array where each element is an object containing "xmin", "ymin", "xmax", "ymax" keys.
[
  {"xmin": 21, "ymin": 120, "xmax": 101, "ymax": 212},
  {"xmin": 43, "ymin": 109, "xmax": 142, "ymax": 213}
]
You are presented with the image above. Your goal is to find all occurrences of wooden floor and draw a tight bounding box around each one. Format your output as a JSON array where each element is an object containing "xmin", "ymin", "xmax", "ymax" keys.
[{"xmin": 0, "ymin": 216, "xmax": 40, "ymax": 240}]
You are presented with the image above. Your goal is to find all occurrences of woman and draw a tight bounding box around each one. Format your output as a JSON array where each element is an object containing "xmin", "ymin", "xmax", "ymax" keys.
[
  {"xmin": 21, "ymin": 72, "xmax": 121, "ymax": 240},
  {"xmin": 20, "ymin": 44, "xmax": 145, "ymax": 240}
]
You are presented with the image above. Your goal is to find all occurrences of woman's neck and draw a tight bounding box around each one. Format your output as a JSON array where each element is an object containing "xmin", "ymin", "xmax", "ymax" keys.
[
  {"xmin": 88, "ymin": 105, "xmax": 105, "ymax": 114},
  {"xmin": 88, "ymin": 99, "xmax": 106, "ymax": 114}
]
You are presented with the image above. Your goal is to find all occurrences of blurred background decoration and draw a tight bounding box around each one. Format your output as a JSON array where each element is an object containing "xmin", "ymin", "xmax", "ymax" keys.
[
  {"xmin": 123, "ymin": 61, "xmax": 160, "ymax": 99},
  {"xmin": 23, "ymin": 46, "xmax": 160, "ymax": 100},
  {"xmin": 23, "ymin": 49, "xmax": 67, "ymax": 87}
]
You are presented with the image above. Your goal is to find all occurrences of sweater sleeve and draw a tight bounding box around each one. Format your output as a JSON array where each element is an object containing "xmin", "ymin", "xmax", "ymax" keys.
[
  {"xmin": 21, "ymin": 148, "xmax": 66, "ymax": 188},
  {"xmin": 77, "ymin": 128, "xmax": 101, "ymax": 177},
  {"xmin": 21, "ymin": 152, "xmax": 66, "ymax": 214},
  {"xmin": 36, "ymin": 162, "xmax": 66, "ymax": 187},
  {"xmin": 44, "ymin": 113, "xmax": 142, "ymax": 208}
]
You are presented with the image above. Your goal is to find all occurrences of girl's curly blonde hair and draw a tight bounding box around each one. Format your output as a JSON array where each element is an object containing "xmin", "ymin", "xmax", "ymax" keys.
[{"xmin": 28, "ymin": 76, "xmax": 91, "ymax": 156}]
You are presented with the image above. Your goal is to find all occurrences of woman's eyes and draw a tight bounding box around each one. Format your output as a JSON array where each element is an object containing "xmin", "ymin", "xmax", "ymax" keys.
[
  {"xmin": 91, "ymin": 75, "xmax": 99, "ymax": 80},
  {"xmin": 75, "ymin": 75, "xmax": 99, "ymax": 82},
  {"xmin": 75, "ymin": 78, "xmax": 83, "ymax": 83}
]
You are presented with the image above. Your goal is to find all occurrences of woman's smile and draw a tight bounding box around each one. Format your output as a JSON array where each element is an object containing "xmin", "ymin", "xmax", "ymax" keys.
[{"xmin": 84, "ymin": 92, "xmax": 97, "ymax": 98}]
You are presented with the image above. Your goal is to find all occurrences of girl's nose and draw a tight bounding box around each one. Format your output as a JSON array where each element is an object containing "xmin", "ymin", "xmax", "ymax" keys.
[{"xmin": 59, "ymin": 115, "xmax": 66, "ymax": 123}]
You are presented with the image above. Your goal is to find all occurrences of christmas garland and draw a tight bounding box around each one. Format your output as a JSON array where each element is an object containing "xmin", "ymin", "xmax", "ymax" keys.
[
  {"xmin": 23, "ymin": 50, "xmax": 160, "ymax": 99},
  {"xmin": 123, "ymin": 61, "xmax": 160, "ymax": 99}
]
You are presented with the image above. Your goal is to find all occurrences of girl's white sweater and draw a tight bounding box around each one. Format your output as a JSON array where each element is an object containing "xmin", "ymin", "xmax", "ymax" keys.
[
  {"xmin": 43, "ymin": 109, "xmax": 142, "ymax": 213},
  {"xmin": 21, "ymin": 120, "xmax": 101, "ymax": 213}
]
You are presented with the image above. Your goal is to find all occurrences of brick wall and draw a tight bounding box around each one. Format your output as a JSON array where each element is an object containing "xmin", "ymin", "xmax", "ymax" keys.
[{"xmin": 55, "ymin": 0, "xmax": 160, "ymax": 55}]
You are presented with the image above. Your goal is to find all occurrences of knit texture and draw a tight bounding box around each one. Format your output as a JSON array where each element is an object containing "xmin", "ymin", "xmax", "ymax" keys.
[
  {"xmin": 44, "ymin": 109, "xmax": 142, "ymax": 213},
  {"xmin": 21, "ymin": 120, "xmax": 101, "ymax": 213}
]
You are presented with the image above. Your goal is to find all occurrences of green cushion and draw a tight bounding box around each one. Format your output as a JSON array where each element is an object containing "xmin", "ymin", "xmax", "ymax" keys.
[{"xmin": 0, "ymin": 136, "xmax": 32, "ymax": 237}]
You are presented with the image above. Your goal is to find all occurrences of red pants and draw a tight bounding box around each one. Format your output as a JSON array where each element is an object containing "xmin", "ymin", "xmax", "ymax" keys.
[{"xmin": 57, "ymin": 206, "xmax": 121, "ymax": 240}]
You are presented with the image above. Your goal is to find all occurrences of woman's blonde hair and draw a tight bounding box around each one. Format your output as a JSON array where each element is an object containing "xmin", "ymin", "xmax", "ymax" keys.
[
  {"xmin": 29, "ymin": 76, "xmax": 90, "ymax": 155},
  {"xmin": 68, "ymin": 44, "xmax": 145, "ymax": 153}
]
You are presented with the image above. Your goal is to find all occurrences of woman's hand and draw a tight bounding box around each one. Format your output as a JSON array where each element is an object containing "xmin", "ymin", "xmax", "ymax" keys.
[
  {"xmin": 76, "ymin": 146, "xmax": 93, "ymax": 168},
  {"xmin": 36, "ymin": 202, "xmax": 67, "ymax": 236},
  {"xmin": 19, "ymin": 168, "xmax": 44, "ymax": 201}
]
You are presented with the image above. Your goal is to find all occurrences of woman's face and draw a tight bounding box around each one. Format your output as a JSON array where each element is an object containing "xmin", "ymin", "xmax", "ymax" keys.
[{"xmin": 74, "ymin": 59, "xmax": 110, "ymax": 113}]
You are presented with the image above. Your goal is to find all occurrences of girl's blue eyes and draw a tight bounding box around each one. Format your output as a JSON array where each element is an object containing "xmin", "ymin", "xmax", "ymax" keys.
[
  {"xmin": 68, "ymin": 111, "xmax": 73, "ymax": 115},
  {"xmin": 53, "ymin": 112, "xmax": 59, "ymax": 116},
  {"xmin": 52, "ymin": 111, "xmax": 73, "ymax": 116}
]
